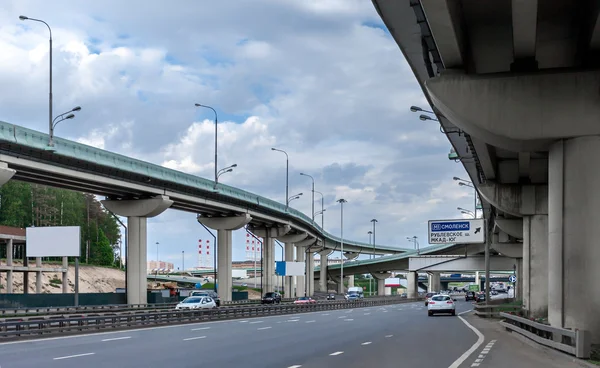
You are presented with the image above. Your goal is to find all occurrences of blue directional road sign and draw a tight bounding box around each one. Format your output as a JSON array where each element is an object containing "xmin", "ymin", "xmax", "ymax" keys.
[
  {"xmin": 509, "ymin": 274, "xmax": 517, "ymax": 283},
  {"xmin": 428, "ymin": 219, "xmax": 485, "ymax": 245}
]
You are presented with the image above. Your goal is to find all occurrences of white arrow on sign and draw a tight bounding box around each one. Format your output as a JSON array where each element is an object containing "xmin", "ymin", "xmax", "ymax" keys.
[{"xmin": 509, "ymin": 275, "xmax": 517, "ymax": 283}]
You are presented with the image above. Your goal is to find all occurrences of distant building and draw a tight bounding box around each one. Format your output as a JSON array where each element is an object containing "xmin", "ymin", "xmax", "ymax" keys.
[{"xmin": 147, "ymin": 260, "xmax": 174, "ymax": 273}]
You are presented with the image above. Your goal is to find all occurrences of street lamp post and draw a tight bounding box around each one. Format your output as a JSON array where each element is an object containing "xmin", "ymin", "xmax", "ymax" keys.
[
  {"xmin": 288, "ymin": 193, "xmax": 303, "ymax": 204},
  {"xmin": 19, "ymin": 15, "xmax": 55, "ymax": 147},
  {"xmin": 215, "ymin": 164, "xmax": 237, "ymax": 189},
  {"xmin": 370, "ymin": 219, "xmax": 378, "ymax": 257},
  {"xmin": 182, "ymin": 251, "xmax": 185, "ymax": 272},
  {"xmin": 271, "ymin": 148, "xmax": 289, "ymax": 210},
  {"xmin": 314, "ymin": 190, "xmax": 325, "ymax": 229},
  {"xmin": 195, "ymin": 103, "xmax": 218, "ymax": 184},
  {"xmin": 368, "ymin": 230, "xmax": 373, "ymax": 295},
  {"xmin": 458, "ymin": 207, "xmax": 475, "ymax": 218},
  {"xmin": 337, "ymin": 199, "xmax": 347, "ymax": 294},
  {"xmin": 454, "ymin": 177, "xmax": 478, "ymax": 218},
  {"xmin": 300, "ymin": 173, "xmax": 315, "ymax": 222}
]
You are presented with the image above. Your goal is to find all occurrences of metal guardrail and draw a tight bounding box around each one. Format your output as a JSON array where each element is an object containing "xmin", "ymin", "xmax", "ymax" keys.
[
  {"xmin": 0, "ymin": 297, "xmax": 417, "ymax": 340},
  {"xmin": 499, "ymin": 312, "xmax": 591, "ymax": 359},
  {"xmin": 0, "ymin": 298, "xmax": 301, "ymax": 316},
  {"xmin": 0, "ymin": 297, "xmax": 397, "ymax": 322},
  {"xmin": 474, "ymin": 303, "xmax": 521, "ymax": 318}
]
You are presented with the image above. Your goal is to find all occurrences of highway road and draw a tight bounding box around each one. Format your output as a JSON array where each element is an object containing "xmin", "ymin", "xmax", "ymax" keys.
[{"xmin": 0, "ymin": 300, "xmax": 584, "ymax": 368}]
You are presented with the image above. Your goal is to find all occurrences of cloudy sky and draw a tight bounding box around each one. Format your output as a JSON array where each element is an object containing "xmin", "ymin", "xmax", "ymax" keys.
[{"xmin": 0, "ymin": 0, "xmax": 475, "ymax": 269}]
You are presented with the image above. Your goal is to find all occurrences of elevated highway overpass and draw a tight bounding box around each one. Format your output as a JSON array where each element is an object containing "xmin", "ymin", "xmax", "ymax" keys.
[
  {"xmin": 372, "ymin": 0, "xmax": 600, "ymax": 341},
  {"xmin": 0, "ymin": 121, "xmax": 409, "ymax": 304}
]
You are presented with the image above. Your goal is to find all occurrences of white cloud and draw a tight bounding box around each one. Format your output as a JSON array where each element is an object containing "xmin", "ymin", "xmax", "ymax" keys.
[{"xmin": 0, "ymin": 0, "xmax": 475, "ymax": 268}]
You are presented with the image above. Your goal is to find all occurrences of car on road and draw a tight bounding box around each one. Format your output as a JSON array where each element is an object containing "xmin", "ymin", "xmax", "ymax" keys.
[
  {"xmin": 175, "ymin": 296, "xmax": 217, "ymax": 310},
  {"xmin": 326, "ymin": 293, "xmax": 336, "ymax": 300},
  {"xmin": 465, "ymin": 291, "xmax": 476, "ymax": 301},
  {"xmin": 424, "ymin": 292, "xmax": 436, "ymax": 306},
  {"xmin": 347, "ymin": 294, "xmax": 360, "ymax": 302},
  {"xmin": 294, "ymin": 297, "xmax": 317, "ymax": 304},
  {"xmin": 190, "ymin": 290, "xmax": 221, "ymax": 307},
  {"xmin": 261, "ymin": 292, "xmax": 282, "ymax": 304},
  {"xmin": 476, "ymin": 292, "xmax": 486, "ymax": 303},
  {"xmin": 427, "ymin": 294, "xmax": 456, "ymax": 316}
]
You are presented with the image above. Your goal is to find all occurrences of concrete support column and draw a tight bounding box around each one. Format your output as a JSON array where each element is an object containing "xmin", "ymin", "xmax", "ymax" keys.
[
  {"xmin": 522, "ymin": 214, "xmax": 548, "ymax": 318},
  {"xmin": 128, "ymin": 216, "xmax": 147, "ymax": 304},
  {"xmin": 102, "ymin": 195, "xmax": 174, "ymax": 305},
  {"xmin": 430, "ymin": 273, "xmax": 441, "ymax": 293},
  {"xmin": 337, "ymin": 278, "xmax": 344, "ymax": 295},
  {"xmin": 35, "ymin": 257, "xmax": 42, "ymax": 293},
  {"xmin": 284, "ymin": 242, "xmax": 294, "ymax": 297},
  {"xmin": 217, "ymin": 229, "xmax": 233, "ymax": 301},
  {"xmin": 6, "ymin": 239, "xmax": 12, "ymax": 294},
  {"xmin": 62, "ymin": 256, "xmax": 68, "ymax": 293},
  {"xmin": 475, "ymin": 271, "xmax": 480, "ymax": 291},
  {"xmin": 378, "ymin": 278, "xmax": 385, "ymax": 296},
  {"xmin": 263, "ymin": 235, "xmax": 275, "ymax": 293},
  {"xmin": 548, "ymin": 139, "xmax": 564, "ymax": 327},
  {"xmin": 427, "ymin": 274, "xmax": 433, "ymax": 292},
  {"xmin": 307, "ymin": 252, "xmax": 315, "ymax": 296},
  {"xmin": 296, "ymin": 246, "xmax": 306, "ymax": 296},
  {"xmin": 347, "ymin": 275, "xmax": 354, "ymax": 288},
  {"xmin": 318, "ymin": 250, "xmax": 329, "ymax": 292},
  {"xmin": 407, "ymin": 271, "xmax": 418, "ymax": 298},
  {"xmin": 550, "ymin": 137, "xmax": 600, "ymax": 342},
  {"xmin": 515, "ymin": 258, "xmax": 523, "ymax": 301}
]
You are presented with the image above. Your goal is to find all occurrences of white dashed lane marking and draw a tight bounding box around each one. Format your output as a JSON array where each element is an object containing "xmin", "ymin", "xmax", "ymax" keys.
[
  {"xmin": 330, "ymin": 351, "xmax": 344, "ymax": 356},
  {"xmin": 53, "ymin": 353, "xmax": 95, "ymax": 360},
  {"xmin": 361, "ymin": 342, "xmax": 372, "ymax": 345},
  {"xmin": 101, "ymin": 336, "xmax": 131, "ymax": 342},
  {"xmin": 183, "ymin": 336, "xmax": 206, "ymax": 341},
  {"xmin": 471, "ymin": 340, "xmax": 496, "ymax": 367}
]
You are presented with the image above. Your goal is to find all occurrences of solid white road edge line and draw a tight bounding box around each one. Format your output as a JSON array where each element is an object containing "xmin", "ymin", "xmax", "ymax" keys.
[
  {"xmin": 0, "ymin": 301, "xmax": 421, "ymax": 346},
  {"xmin": 448, "ymin": 316, "xmax": 485, "ymax": 368}
]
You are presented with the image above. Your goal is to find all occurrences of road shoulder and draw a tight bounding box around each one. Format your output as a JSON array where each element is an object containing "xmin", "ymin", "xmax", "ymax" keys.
[{"xmin": 457, "ymin": 312, "xmax": 594, "ymax": 368}]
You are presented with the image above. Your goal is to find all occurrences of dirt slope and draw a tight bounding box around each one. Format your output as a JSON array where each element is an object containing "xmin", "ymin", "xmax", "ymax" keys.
[{"xmin": 1, "ymin": 261, "xmax": 125, "ymax": 294}]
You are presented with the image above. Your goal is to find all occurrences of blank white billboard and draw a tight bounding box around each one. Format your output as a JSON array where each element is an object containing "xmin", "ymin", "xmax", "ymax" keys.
[
  {"xmin": 26, "ymin": 226, "xmax": 81, "ymax": 257},
  {"xmin": 286, "ymin": 262, "xmax": 305, "ymax": 276}
]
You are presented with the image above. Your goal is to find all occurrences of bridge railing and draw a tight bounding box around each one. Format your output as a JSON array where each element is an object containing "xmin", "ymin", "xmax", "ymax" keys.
[
  {"xmin": 0, "ymin": 296, "xmax": 418, "ymax": 340},
  {"xmin": 499, "ymin": 312, "xmax": 591, "ymax": 359}
]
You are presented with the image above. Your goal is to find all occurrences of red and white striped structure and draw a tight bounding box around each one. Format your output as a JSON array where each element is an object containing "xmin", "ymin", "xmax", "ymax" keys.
[
  {"xmin": 245, "ymin": 233, "xmax": 260, "ymax": 260},
  {"xmin": 198, "ymin": 239, "xmax": 212, "ymax": 267}
]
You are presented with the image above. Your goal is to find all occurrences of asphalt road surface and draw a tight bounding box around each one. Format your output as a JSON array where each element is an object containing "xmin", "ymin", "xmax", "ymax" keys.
[{"xmin": 0, "ymin": 299, "xmax": 583, "ymax": 368}]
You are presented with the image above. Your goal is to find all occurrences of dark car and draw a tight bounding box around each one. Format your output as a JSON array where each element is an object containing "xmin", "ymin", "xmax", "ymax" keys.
[
  {"xmin": 475, "ymin": 292, "xmax": 486, "ymax": 303},
  {"xmin": 326, "ymin": 293, "xmax": 336, "ymax": 300},
  {"xmin": 465, "ymin": 291, "xmax": 476, "ymax": 301},
  {"xmin": 261, "ymin": 292, "xmax": 282, "ymax": 304},
  {"xmin": 424, "ymin": 292, "xmax": 436, "ymax": 306},
  {"xmin": 190, "ymin": 290, "xmax": 221, "ymax": 307}
]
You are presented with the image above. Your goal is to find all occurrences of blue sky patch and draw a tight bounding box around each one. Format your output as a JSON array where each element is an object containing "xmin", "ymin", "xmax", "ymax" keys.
[{"xmin": 361, "ymin": 20, "xmax": 390, "ymax": 34}]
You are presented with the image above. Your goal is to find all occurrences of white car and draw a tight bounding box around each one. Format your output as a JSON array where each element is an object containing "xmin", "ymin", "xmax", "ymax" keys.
[
  {"xmin": 175, "ymin": 296, "xmax": 217, "ymax": 310},
  {"xmin": 427, "ymin": 294, "xmax": 457, "ymax": 316}
]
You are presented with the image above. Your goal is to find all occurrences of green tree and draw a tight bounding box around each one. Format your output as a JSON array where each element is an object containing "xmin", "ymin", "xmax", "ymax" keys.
[
  {"xmin": 0, "ymin": 182, "xmax": 121, "ymax": 266},
  {"xmin": 91, "ymin": 229, "xmax": 114, "ymax": 266},
  {"xmin": 0, "ymin": 181, "xmax": 32, "ymax": 227}
]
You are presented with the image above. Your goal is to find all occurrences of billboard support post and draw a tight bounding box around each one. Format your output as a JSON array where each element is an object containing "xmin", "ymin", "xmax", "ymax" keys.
[{"xmin": 74, "ymin": 257, "xmax": 79, "ymax": 306}]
